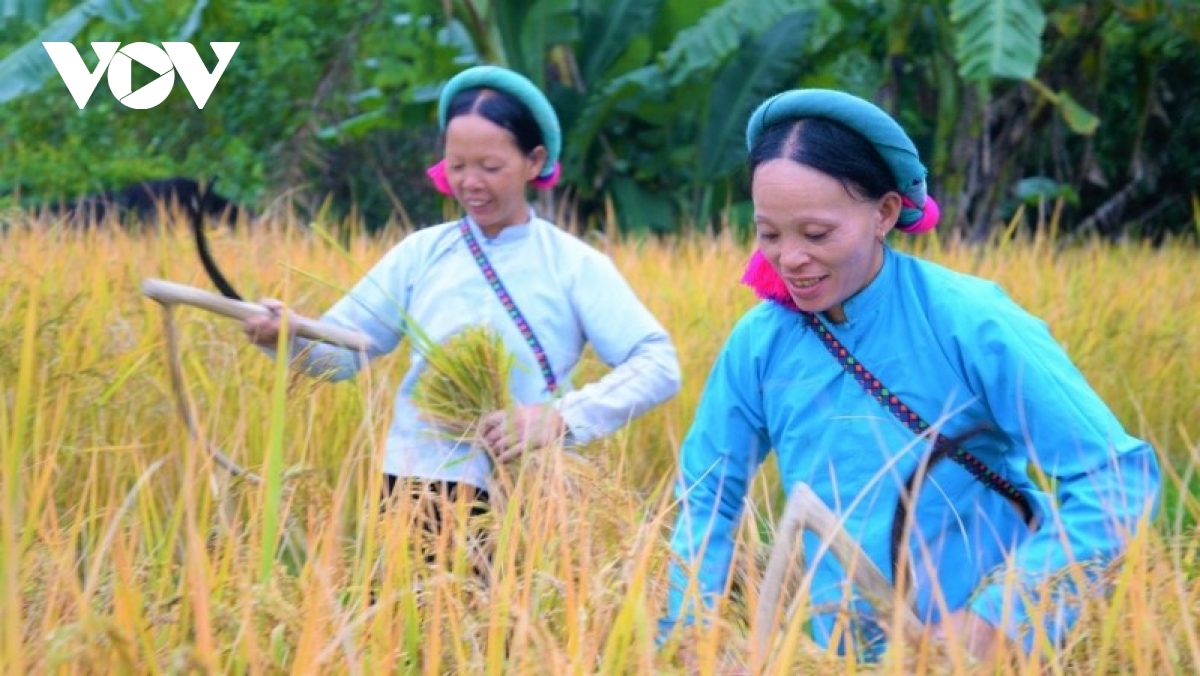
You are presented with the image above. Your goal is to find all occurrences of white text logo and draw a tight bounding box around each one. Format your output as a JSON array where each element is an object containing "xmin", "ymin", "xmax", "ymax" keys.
[{"xmin": 42, "ymin": 41, "xmax": 239, "ymax": 110}]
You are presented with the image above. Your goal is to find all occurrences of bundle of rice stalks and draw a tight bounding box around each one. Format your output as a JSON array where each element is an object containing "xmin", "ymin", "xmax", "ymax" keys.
[
  {"xmin": 411, "ymin": 324, "xmax": 516, "ymax": 440},
  {"xmin": 404, "ymin": 314, "xmax": 620, "ymax": 539},
  {"xmin": 408, "ymin": 325, "xmax": 630, "ymax": 555}
]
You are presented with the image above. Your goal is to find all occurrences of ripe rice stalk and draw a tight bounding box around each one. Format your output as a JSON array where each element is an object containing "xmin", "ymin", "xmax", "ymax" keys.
[
  {"xmin": 407, "ymin": 324, "xmax": 633, "ymax": 565},
  {"xmin": 410, "ymin": 324, "xmax": 515, "ymax": 441},
  {"xmin": 753, "ymin": 481, "xmax": 934, "ymax": 672},
  {"xmin": 4, "ymin": 213, "xmax": 1197, "ymax": 674}
]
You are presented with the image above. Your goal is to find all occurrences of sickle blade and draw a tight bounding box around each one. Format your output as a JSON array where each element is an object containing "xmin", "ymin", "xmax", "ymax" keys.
[{"xmin": 190, "ymin": 176, "xmax": 243, "ymax": 301}]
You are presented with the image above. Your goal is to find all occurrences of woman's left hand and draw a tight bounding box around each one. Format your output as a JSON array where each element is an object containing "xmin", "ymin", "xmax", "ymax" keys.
[
  {"xmin": 478, "ymin": 404, "xmax": 566, "ymax": 463},
  {"xmin": 931, "ymin": 610, "xmax": 1010, "ymax": 663}
]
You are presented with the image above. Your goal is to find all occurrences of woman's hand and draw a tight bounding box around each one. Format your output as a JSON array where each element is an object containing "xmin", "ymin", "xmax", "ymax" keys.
[
  {"xmin": 478, "ymin": 404, "xmax": 566, "ymax": 463},
  {"xmin": 931, "ymin": 609, "xmax": 1012, "ymax": 663},
  {"xmin": 672, "ymin": 643, "xmax": 749, "ymax": 676},
  {"xmin": 242, "ymin": 298, "xmax": 289, "ymax": 347}
]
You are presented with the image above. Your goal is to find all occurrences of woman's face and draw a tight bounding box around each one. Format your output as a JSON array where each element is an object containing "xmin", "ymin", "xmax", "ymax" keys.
[
  {"xmin": 752, "ymin": 158, "xmax": 900, "ymax": 323},
  {"xmin": 444, "ymin": 112, "xmax": 546, "ymax": 234}
]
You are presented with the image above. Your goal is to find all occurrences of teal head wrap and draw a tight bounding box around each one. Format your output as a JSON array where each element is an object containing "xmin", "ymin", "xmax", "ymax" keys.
[
  {"xmin": 436, "ymin": 65, "xmax": 561, "ymax": 182},
  {"xmin": 745, "ymin": 89, "xmax": 938, "ymax": 233}
]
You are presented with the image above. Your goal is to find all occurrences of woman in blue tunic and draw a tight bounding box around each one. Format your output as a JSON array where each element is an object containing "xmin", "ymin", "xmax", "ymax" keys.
[{"xmin": 657, "ymin": 89, "xmax": 1161, "ymax": 661}]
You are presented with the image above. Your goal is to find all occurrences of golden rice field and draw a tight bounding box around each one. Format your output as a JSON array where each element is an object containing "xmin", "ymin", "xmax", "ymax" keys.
[{"xmin": 1, "ymin": 211, "xmax": 1198, "ymax": 675}]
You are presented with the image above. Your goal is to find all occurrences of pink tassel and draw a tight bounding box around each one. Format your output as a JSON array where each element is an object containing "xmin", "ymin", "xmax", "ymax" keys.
[
  {"xmin": 532, "ymin": 161, "xmax": 562, "ymax": 190},
  {"xmin": 900, "ymin": 195, "xmax": 940, "ymax": 234},
  {"xmin": 425, "ymin": 160, "xmax": 454, "ymax": 195},
  {"xmin": 740, "ymin": 249, "xmax": 797, "ymax": 310}
]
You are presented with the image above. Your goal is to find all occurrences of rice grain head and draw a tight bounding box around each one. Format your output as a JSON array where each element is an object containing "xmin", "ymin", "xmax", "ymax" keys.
[{"xmin": 411, "ymin": 324, "xmax": 516, "ymax": 441}]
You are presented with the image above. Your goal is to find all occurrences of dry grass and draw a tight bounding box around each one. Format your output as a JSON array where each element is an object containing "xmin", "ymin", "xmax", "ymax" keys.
[{"xmin": 1, "ymin": 209, "xmax": 1197, "ymax": 674}]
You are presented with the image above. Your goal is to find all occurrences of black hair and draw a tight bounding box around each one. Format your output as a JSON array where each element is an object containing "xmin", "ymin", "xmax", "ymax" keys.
[
  {"xmin": 445, "ymin": 88, "xmax": 543, "ymax": 155},
  {"xmin": 748, "ymin": 118, "xmax": 897, "ymax": 200}
]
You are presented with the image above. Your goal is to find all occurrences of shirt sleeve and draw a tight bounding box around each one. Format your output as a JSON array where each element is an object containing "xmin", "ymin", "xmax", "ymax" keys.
[
  {"xmin": 657, "ymin": 314, "xmax": 773, "ymax": 644},
  {"xmin": 259, "ymin": 240, "xmax": 413, "ymax": 380},
  {"xmin": 941, "ymin": 285, "xmax": 1161, "ymax": 648},
  {"xmin": 552, "ymin": 250, "xmax": 682, "ymax": 443}
]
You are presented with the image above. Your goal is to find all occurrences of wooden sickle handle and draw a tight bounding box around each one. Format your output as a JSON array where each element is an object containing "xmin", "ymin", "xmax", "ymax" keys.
[
  {"xmin": 753, "ymin": 482, "xmax": 924, "ymax": 660},
  {"xmin": 141, "ymin": 278, "xmax": 373, "ymax": 352}
]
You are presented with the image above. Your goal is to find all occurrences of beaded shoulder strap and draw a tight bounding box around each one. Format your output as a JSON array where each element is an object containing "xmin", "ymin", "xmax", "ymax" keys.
[
  {"xmin": 459, "ymin": 220, "xmax": 559, "ymax": 394},
  {"xmin": 803, "ymin": 311, "xmax": 1035, "ymax": 522}
]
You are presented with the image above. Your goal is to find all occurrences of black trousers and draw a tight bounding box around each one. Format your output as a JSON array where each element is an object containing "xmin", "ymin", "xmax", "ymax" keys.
[
  {"xmin": 380, "ymin": 475, "xmax": 492, "ymax": 569},
  {"xmin": 377, "ymin": 476, "xmax": 509, "ymax": 655}
]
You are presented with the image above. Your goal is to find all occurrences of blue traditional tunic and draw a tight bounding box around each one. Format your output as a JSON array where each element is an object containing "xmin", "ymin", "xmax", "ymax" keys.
[
  {"xmin": 264, "ymin": 211, "xmax": 682, "ymax": 490},
  {"xmin": 659, "ymin": 245, "xmax": 1160, "ymax": 655}
]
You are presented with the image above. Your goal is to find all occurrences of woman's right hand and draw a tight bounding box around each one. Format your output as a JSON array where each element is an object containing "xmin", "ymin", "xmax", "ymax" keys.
[{"xmin": 242, "ymin": 298, "xmax": 289, "ymax": 347}]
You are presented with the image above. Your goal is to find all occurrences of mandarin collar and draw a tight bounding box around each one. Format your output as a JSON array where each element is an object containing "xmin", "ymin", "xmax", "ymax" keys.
[
  {"xmin": 826, "ymin": 244, "xmax": 896, "ymax": 325},
  {"xmin": 465, "ymin": 208, "xmax": 536, "ymax": 245}
]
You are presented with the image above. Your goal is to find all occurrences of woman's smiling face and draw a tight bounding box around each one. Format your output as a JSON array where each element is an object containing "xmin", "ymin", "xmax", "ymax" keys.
[
  {"xmin": 443, "ymin": 112, "xmax": 545, "ymax": 235},
  {"xmin": 752, "ymin": 158, "xmax": 900, "ymax": 323}
]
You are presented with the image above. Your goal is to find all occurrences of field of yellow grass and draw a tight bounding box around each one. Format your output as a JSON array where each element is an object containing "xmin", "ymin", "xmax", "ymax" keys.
[{"xmin": 1, "ymin": 213, "xmax": 1198, "ymax": 674}]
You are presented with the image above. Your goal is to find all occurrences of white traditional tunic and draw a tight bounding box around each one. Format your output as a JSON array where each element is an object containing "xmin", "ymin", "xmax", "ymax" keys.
[{"xmin": 269, "ymin": 211, "xmax": 682, "ymax": 489}]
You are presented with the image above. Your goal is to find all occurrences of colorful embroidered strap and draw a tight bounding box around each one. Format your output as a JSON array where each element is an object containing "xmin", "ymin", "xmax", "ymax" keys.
[
  {"xmin": 458, "ymin": 220, "xmax": 559, "ymax": 394},
  {"xmin": 803, "ymin": 311, "xmax": 1035, "ymax": 524}
]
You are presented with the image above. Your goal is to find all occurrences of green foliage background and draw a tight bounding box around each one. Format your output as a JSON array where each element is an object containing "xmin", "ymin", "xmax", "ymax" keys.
[{"xmin": 2, "ymin": 0, "xmax": 1198, "ymax": 241}]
